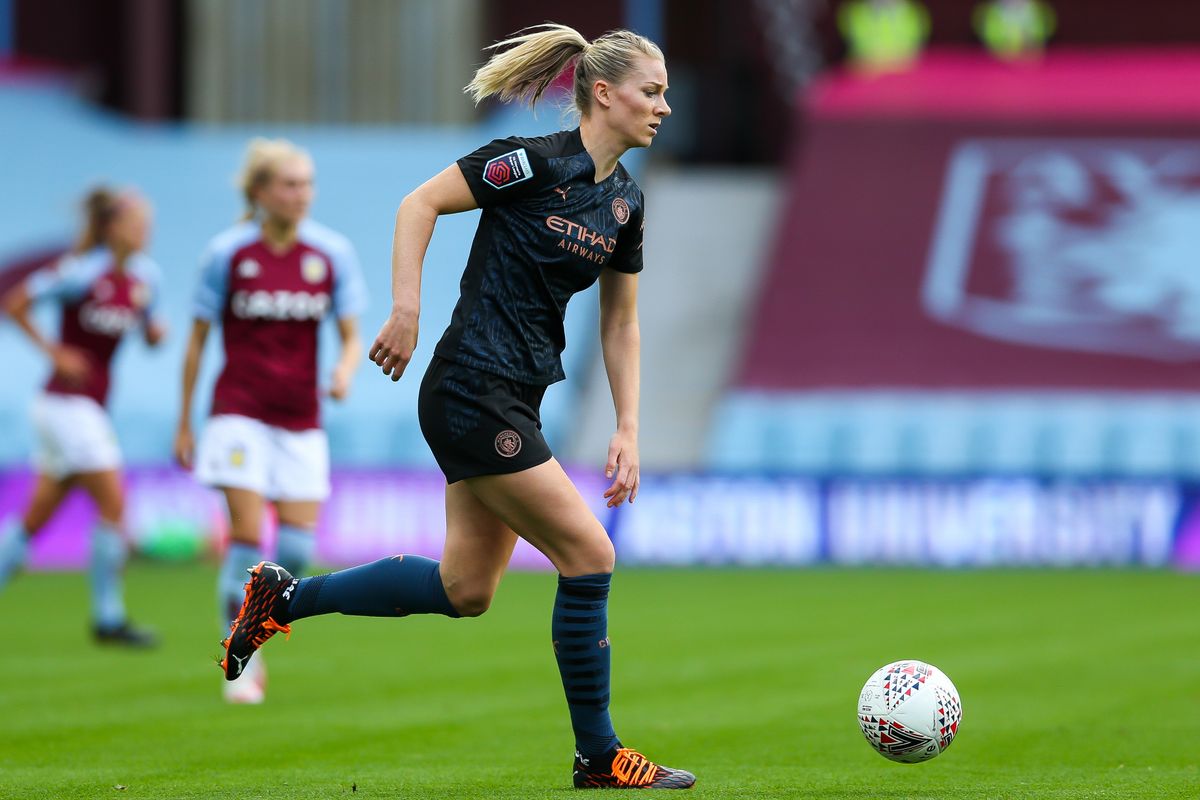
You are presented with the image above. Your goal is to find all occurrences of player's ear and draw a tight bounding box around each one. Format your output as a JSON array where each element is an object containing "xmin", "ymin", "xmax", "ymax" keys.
[{"xmin": 592, "ymin": 79, "xmax": 612, "ymax": 110}]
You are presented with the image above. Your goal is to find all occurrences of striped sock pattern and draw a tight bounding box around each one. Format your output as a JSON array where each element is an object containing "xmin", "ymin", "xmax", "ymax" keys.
[{"xmin": 553, "ymin": 572, "xmax": 618, "ymax": 759}]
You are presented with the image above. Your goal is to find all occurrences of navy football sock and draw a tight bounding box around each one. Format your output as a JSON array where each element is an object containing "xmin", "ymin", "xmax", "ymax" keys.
[
  {"xmin": 553, "ymin": 572, "xmax": 619, "ymax": 759},
  {"xmin": 281, "ymin": 555, "xmax": 460, "ymax": 623}
]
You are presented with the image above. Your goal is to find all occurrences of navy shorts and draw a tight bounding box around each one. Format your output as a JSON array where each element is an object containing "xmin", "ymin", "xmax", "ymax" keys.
[{"xmin": 417, "ymin": 356, "xmax": 553, "ymax": 484}]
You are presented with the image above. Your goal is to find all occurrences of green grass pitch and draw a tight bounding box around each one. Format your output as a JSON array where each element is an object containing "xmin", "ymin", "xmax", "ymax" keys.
[{"xmin": 0, "ymin": 564, "xmax": 1196, "ymax": 798}]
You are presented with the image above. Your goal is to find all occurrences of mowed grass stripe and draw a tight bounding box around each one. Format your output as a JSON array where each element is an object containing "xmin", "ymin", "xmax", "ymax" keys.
[{"xmin": 0, "ymin": 565, "xmax": 1195, "ymax": 798}]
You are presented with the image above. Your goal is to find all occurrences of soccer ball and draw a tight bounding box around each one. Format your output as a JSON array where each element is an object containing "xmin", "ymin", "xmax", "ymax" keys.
[{"xmin": 857, "ymin": 660, "xmax": 962, "ymax": 763}]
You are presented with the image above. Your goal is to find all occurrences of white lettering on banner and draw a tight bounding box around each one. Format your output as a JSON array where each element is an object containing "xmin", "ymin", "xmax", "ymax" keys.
[
  {"xmin": 826, "ymin": 481, "xmax": 1179, "ymax": 566},
  {"xmin": 231, "ymin": 290, "xmax": 330, "ymax": 321},
  {"xmin": 616, "ymin": 478, "xmax": 823, "ymax": 565}
]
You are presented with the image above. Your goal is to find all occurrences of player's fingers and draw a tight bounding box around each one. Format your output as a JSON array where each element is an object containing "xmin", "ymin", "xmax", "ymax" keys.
[
  {"xmin": 605, "ymin": 444, "xmax": 620, "ymax": 478},
  {"xmin": 630, "ymin": 473, "xmax": 640, "ymax": 503},
  {"xmin": 615, "ymin": 463, "xmax": 630, "ymax": 492}
]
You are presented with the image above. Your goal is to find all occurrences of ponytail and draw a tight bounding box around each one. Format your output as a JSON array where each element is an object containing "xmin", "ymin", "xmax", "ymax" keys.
[
  {"xmin": 465, "ymin": 23, "xmax": 588, "ymax": 109},
  {"xmin": 466, "ymin": 23, "xmax": 664, "ymax": 117}
]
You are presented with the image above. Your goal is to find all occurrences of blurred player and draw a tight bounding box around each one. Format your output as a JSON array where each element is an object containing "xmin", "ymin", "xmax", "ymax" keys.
[
  {"xmin": 0, "ymin": 187, "xmax": 164, "ymax": 646},
  {"xmin": 219, "ymin": 25, "xmax": 694, "ymax": 788},
  {"xmin": 173, "ymin": 139, "xmax": 366, "ymax": 703}
]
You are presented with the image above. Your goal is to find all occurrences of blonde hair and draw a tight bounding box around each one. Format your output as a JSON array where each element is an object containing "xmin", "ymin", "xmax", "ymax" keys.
[
  {"xmin": 466, "ymin": 23, "xmax": 664, "ymax": 115},
  {"xmin": 74, "ymin": 187, "xmax": 121, "ymax": 253},
  {"xmin": 237, "ymin": 137, "xmax": 312, "ymax": 221}
]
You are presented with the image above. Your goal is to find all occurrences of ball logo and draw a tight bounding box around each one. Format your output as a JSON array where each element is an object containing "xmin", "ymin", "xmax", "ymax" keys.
[
  {"xmin": 494, "ymin": 429, "xmax": 522, "ymax": 458},
  {"xmin": 301, "ymin": 254, "xmax": 328, "ymax": 284},
  {"xmin": 237, "ymin": 258, "xmax": 261, "ymax": 279},
  {"xmin": 612, "ymin": 197, "xmax": 630, "ymax": 225}
]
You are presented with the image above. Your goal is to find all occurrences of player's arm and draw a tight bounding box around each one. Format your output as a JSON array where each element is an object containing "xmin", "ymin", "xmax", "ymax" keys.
[
  {"xmin": 598, "ymin": 270, "xmax": 641, "ymax": 507},
  {"xmin": 370, "ymin": 165, "xmax": 478, "ymax": 382},
  {"xmin": 2, "ymin": 272, "xmax": 90, "ymax": 384},
  {"xmin": 140, "ymin": 260, "xmax": 168, "ymax": 347},
  {"xmin": 329, "ymin": 315, "xmax": 361, "ymax": 401},
  {"xmin": 174, "ymin": 318, "xmax": 210, "ymax": 469},
  {"xmin": 144, "ymin": 321, "xmax": 167, "ymax": 347},
  {"xmin": 2, "ymin": 282, "xmax": 53, "ymax": 355}
]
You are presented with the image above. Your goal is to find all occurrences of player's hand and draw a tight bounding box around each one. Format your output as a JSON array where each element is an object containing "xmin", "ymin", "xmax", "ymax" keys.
[
  {"xmin": 328, "ymin": 363, "xmax": 353, "ymax": 401},
  {"xmin": 603, "ymin": 429, "xmax": 640, "ymax": 508},
  {"xmin": 173, "ymin": 425, "xmax": 194, "ymax": 470},
  {"xmin": 144, "ymin": 320, "xmax": 167, "ymax": 347},
  {"xmin": 50, "ymin": 345, "xmax": 91, "ymax": 386},
  {"xmin": 369, "ymin": 308, "xmax": 419, "ymax": 382}
]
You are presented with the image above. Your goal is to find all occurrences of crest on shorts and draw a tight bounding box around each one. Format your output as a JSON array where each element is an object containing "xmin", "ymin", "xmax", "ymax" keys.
[
  {"xmin": 229, "ymin": 445, "xmax": 245, "ymax": 468},
  {"xmin": 483, "ymin": 148, "xmax": 534, "ymax": 189},
  {"xmin": 611, "ymin": 197, "xmax": 630, "ymax": 225},
  {"xmin": 301, "ymin": 254, "xmax": 328, "ymax": 284},
  {"xmin": 237, "ymin": 258, "xmax": 260, "ymax": 279},
  {"xmin": 495, "ymin": 430, "xmax": 522, "ymax": 458}
]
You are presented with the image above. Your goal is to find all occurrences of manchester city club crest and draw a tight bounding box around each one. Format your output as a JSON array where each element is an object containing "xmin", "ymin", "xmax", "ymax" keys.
[
  {"xmin": 495, "ymin": 430, "xmax": 522, "ymax": 458},
  {"xmin": 301, "ymin": 254, "xmax": 328, "ymax": 284},
  {"xmin": 611, "ymin": 197, "xmax": 630, "ymax": 225}
]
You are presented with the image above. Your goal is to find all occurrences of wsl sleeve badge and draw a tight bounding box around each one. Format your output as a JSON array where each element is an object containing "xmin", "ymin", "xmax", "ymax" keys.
[{"xmin": 483, "ymin": 148, "xmax": 534, "ymax": 189}]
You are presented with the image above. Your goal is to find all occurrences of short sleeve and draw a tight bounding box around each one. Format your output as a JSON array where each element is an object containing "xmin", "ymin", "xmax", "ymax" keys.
[
  {"xmin": 331, "ymin": 239, "xmax": 368, "ymax": 319},
  {"xmin": 192, "ymin": 243, "xmax": 230, "ymax": 322},
  {"xmin": 607, "ymin": 201, "xmax": 645, "ymax": 275},
  {"xmin": 25, "ymin": 253, "xmax": 98, "ymax": 303},
  {"xmin": 456, "ymin": 137, "xmax": 552, "ymax": 208}
]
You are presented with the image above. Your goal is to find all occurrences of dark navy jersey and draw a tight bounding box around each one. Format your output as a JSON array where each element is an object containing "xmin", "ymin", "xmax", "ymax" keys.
[{"xmin": 434, "ymin": 128, "xmax": 645, "ymax": 385}]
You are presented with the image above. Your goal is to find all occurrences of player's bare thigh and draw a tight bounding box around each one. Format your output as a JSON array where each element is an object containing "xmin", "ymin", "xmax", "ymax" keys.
[
  {"xmin": 464, "ymin": 458, "xmax": 614, "ymax": 578},
  {"xmin": 22, "ymin": 473, "xmax": 74, "ymax": 533},
  {"xmin": 439, "ymin": 480, "xmax": 518, "ymax": 617}
]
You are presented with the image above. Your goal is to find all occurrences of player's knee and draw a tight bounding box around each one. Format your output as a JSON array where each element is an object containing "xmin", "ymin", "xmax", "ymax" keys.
[
  {"xmin": 446, "ymin": 582, "xmax": 495, "ymax": 618},
  {"xmin": 99, "ymin": 499, "xmax": 124, "ymax": 524},
  {"xmin": 564, "ymin": 537, "xmax": 615, "ymax": 576},
  {"xmin": 451, "ymin": 590, "xmax": 493, "ymax": 618}
]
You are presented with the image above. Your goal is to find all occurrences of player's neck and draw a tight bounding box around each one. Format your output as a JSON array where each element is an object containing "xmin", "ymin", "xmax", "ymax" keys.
[
  {"xmin": 578, "ymin": 120, "xmax": 624, "ymax": 183},
  {"xmin": 260, "ymin": 218, "xmax": 300, "ymax": 253},
  {"xmin": 108, "ymin": 244, "xmax": 133, "ymax": 272}
]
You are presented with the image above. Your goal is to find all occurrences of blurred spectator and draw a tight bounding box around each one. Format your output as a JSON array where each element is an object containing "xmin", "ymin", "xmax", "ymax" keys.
[
  {"xmin": 974, "ymin": 0, "xmax": 1056, "ymax": 60},
  {"xmin": 837, "ymin": 0, "xmax": 930, "ymax": 73}
]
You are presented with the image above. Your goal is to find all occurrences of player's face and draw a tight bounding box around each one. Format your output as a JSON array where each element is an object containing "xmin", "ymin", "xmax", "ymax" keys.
[
  {"xmin": 257, "ymin": 156, "xmax": 315, "ymax": 226},
  {"xmin": 610, "ymin": 56, "xmax": 670, "ymax": 148},
  {"xmin": 109, "ymin": 196, "xmax": 152, "ymax": 252}
]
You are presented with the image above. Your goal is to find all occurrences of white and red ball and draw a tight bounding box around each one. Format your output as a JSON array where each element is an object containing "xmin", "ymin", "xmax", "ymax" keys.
[{"xmin": 857, "ymin": 660, "xmax": 962, "ymax": 763}]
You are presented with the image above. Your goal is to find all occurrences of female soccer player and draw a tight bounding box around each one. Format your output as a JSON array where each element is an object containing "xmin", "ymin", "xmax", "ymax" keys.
[
  {"xmin": 0, "ymin": 188, "xmax": 164, "ymax": 646},
  {"xmin": 174, "ymin": 138, "xmax": 367, "ymax": 703},
  {"xmin": 219, "ymin": 26, "xmax": 693, "ymax": 788}
]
